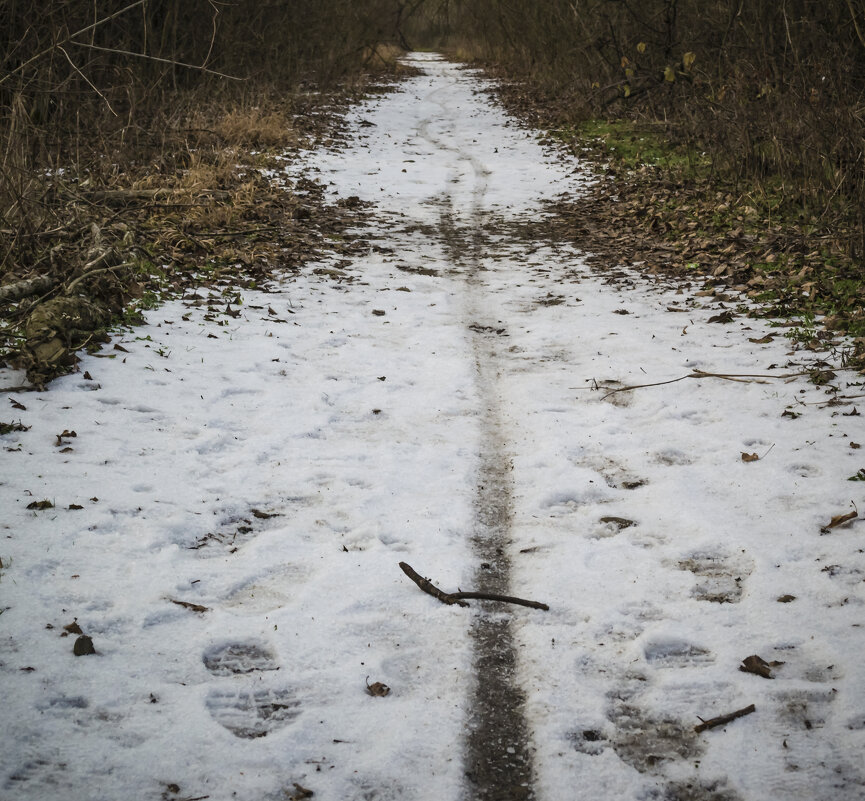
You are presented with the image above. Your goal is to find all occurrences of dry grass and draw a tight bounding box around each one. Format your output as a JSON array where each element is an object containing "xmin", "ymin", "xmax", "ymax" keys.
[
  {"xmin": 212, "ymin": 107, "xmax": 299, "ymax": 149},
  {"xmin": 362, "ymin": 43, "xmax": 406, "ymax": 71}
]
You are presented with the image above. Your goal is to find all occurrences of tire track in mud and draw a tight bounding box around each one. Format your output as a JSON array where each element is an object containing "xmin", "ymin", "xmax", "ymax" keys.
[{"xmin": 419, "ymin": 85, "xmax": 536, "ymax": 800}]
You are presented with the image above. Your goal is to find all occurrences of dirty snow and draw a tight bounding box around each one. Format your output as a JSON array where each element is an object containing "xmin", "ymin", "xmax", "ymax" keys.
[{"xmin": 1, "ymin": 53, "xmax": 864, "ymax": 801}]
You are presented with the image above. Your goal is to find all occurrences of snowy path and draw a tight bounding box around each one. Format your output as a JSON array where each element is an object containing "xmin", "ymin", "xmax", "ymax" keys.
[{"xmin": 2, "ymin": 54, "xmax": 865, "ymax": 801}]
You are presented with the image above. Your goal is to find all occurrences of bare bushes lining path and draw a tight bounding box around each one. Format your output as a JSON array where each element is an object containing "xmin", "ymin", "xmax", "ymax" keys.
[{"xmin": 1, "ymin": 54, "xmax": 864, "ymax": 801}]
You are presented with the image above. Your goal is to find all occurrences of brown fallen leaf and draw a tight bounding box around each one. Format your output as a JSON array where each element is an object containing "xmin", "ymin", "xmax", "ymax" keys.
[
  {"xmin": 9, "ymin": 398, "xmax": 26, "ymax": 411},
  {"xmin": 26, "ymin": 499, "xmax": 54, "ymax": 510},
  {"xmin": 73, "ymin": 635, "xmax": 96, "ymax": 656},
  {"xmin": 62, "ymin": 620, "xmax": 84, "ymax": 636},
  {"xmin": 851, "ymin": 442, "xmax": 861, "ymax": 449},
  {"xmin": 821, "ymin": 508, "xmax": 859, "ymax": 533},
  {"xmin": 777, "ymin": 594, "xmax": 796, "ymax": 603},
  {"xmin": 365, "ymin": 677, "xmax": 390, "ymax": 697},
  {"xmin": 113, "ymin": 343, "xmax": 129, "ymax": 353},
  {"xmin": 372, "ymin": 309, "xmax": 386, "ymax": 316},
  {"xmin": 68, "ymin": 503, "xmax": 84, "ymax": 510},
  {"xmin": 599, "ymin": 516, "xmax": 636, "ymax": 530},
  {"xmin": 740, "ymin": 654, "xmax": 783, "ymax": 679},
  {"xmin": 741, "ymin": 452, "xmax": 760, "ymax": 462},
  {"xmin": 748, "ymin": 335, "xmax": 774, "ymax": 343},
  {"xmin": 708, "ymin": 310, "xmax": 735, "ymax": 324}
]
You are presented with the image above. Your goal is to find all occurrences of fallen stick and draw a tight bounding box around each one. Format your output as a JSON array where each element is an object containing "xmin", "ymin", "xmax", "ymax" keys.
[
  {"xmin": 398, "ymin": 562, "xmax": 549, "ymax": 611},
  {"xmin": 0, "ymin": 275, "xmax": 55, "ymax": 303},
  {"xmin": 600, "ymin": 370, "xmax": 814, "ymax": 400},
  {"xmin": 695, "ymin": 703, "xmax": 756, "ymax": 733}
]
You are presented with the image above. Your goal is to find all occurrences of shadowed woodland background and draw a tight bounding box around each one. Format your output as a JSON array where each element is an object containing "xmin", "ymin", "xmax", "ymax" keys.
[{"xmin": 2, "ymin": 0, "xmax": 864, "ymax": 378}]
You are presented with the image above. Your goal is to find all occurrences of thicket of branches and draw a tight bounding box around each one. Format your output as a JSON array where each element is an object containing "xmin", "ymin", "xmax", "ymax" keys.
[
  {"xmin": 1, "ymin": 0, "xmax": 400, "ymax": 146},
  {"xmin": 440, "ymin": 0, "xmax": 865, "ymax": 261},
  {"xmin": 0, "ymin": 0, "xmax": 405, "ymax": 270}
]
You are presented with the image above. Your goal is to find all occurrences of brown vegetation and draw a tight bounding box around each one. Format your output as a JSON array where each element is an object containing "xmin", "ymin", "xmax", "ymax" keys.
[
  {"xmin": 0, "ymin": 0, "xmax": 410, "ymax": 384},
  {"xmin": 426, "ymin": 0, "xmax": 865, "ymax": 364}
]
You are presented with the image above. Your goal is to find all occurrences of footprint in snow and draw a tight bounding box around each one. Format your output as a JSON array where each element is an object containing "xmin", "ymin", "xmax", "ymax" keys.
[
  {"xmin": 773, "ymin": 686, "xmax": 838, "ymax": 731},
  {"xmin": 203, "ymin": 639, "xmax": 299, "ymax": 738},
  {"xmin": 203, "ymin": 641, "xmax": 280, "ymax": 675},
  {"xmin": 677, "ymin": 550, "xmax": 754, "ymax": 604},
  {"xmin": 643, "ymin": 636, "xmax": 715, "ymax": 668},
  {"xmin": 206, "ymin": 687, "xmax": 300, "ymax": 739}
]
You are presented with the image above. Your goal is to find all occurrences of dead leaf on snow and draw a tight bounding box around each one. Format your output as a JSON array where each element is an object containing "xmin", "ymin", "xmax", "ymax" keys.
[
  {"xmin": 62, "ymin": 620, "xmax": 84, "ymax": 636},
  {"xmin": 26, "ymin": 499, "xmax": 54, "ymax": 510},
  {"xmin": 821, "ymin": 507, "xmax": 859, "ymax": 533},
  {"xmin": 708, "ymin": 310, "xmax": 735, "ymax": 324},
  {"xmin": 0, "ymin": 421, "xmax": 29, "ymax": 435},
  {"xmin": 748, "ymin": 335, "xmax": 774, "ymax": 343},
  {"xmin": 365, "ymin": 677, "xmax": 390, "ymax": 697},
  {"xmin": 251, "ymin": 508, "xmax": 279, "ymax": 519},
  {"xmin": 9, "ymin": 398, "xmax": 26, "ymax": 411},
  {"xmin": 73, "ymin": 635, "xmax": 96, "ymax": 656},
  {"xmin": 288, "ymin": 783, "xmax": 315, "ymax": 800},
  {"xmin": 777, "ymin": 594, "xmax": 796, "ymax": 603},
  {"xmin": 740, "ymin": 654, "xmax": 783, "ymax": 679},
  {"xmin": 599, "ymin": 516, "xmax": 636, "ymax": 530},
  {"xmin": 55, "ymin": 430, "xmax": 77, "ymax": 446},
  {"xmin": 741, "ymin": 452, "xmax": 760, "ymax": 462}
]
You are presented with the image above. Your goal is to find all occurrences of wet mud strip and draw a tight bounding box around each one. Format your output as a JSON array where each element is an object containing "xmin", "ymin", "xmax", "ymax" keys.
[{"xmin": 420, "ymin": 83, "xmax": 536, "ymax": 800}]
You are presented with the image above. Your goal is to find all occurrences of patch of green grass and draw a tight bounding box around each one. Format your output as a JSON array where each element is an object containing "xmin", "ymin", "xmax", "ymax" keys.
[{"xmin": 572, "ymin": 119, "xmax": 706, "ymax": 174}]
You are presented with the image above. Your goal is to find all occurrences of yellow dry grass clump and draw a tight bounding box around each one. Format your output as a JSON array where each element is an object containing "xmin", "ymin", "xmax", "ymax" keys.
[{"xmin": 214, "ymin": 107, "xmax": 298, "ymax": 149}]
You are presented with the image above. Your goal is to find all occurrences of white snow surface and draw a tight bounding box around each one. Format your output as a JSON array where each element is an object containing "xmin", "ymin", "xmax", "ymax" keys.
[{"xmin": 2, "ymin": 53, "xmax": 865, "ymax": 800}]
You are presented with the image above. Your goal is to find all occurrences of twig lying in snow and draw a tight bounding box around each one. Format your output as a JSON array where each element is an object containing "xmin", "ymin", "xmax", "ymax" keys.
[
  {"xmin": 599, "ymin": 369, "xmax": 813, "ymax": 400},
  {"xmin": 167, "ymin": 597, "xmax": 209, "ymax": 614},
  {"xmin": 695, "ymin": 703, "xmax": 756, "ymax": 733},
  {"xmin": 398, "ymin": 562, "xmax": 550, "ymax": 611}
]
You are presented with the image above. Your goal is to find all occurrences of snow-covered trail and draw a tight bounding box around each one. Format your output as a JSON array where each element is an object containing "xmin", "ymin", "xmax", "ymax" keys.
[{"xmin": 2, "ymin": 54, "xmax": 865, "ymax": 801}]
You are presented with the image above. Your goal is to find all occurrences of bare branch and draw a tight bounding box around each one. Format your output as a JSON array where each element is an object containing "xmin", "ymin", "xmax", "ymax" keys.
[
  {"xmin": 0, "ymin": 0, "xmax": 146, "ymax": 87},
  {"xmin": 67, "ymin": 41, "xmax": 245, "ymax": 81}
]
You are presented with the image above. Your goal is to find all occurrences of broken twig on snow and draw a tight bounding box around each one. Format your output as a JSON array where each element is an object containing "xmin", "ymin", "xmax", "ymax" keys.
[
  {"xmin": 398, "ymin": 562, "xmax": 549, "ymax": 611},
  {"xmin": 599, "ymin": 370, "xmax": 814, "ymax": 400},
  {"xmin": 695, "ymin": 703, "xmax": 756, "ymax": 733}
]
